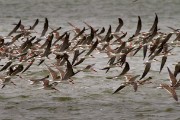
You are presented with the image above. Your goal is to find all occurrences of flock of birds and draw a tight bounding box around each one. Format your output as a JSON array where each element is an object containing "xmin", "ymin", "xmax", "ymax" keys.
[{"xmin": 0, "ymin": 14, "xmax": 180, "ymax": 101}]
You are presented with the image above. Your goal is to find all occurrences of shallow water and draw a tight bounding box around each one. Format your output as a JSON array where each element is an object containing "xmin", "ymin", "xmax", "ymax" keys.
[{"xmin": 0, "ymin": 0, "xmax": 180, "ymax": 120}]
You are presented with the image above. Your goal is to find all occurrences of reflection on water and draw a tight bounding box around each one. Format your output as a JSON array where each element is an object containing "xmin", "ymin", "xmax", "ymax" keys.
[{"xmin": 0, "ymin": 0, "xmax": 180, "ymax": 120}]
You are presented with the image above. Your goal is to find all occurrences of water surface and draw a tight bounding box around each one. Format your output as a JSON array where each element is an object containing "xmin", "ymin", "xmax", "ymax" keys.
[{"xmin": 0, "ymin": 0, "xmax": 180, "ymax": 120}]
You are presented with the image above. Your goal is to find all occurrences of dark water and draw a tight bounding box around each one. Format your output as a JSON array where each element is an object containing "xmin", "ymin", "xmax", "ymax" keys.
[{"xmin": 0, "ymin": 0, "xmax": 180, "ymax": 120}]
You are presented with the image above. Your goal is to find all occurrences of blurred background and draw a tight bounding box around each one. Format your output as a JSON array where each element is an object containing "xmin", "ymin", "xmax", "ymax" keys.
[{"xmin": 0, "ymin": 0, "xmax": 180, "ymax": 34}]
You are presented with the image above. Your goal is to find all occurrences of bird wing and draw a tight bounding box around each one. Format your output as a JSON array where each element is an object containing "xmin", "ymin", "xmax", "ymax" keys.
[
  {"xmin": 31, "ymin": 19, "xmax": 39, "ymax": 30},
  {"xmin": 113, "ymin": 84, "xmax": 126, "ymax": 94},
  {"xmin": 149, "ymin": 13, "xmax": 158, "ymax": 32},
  {"xmin": 167, "ymin": 67, "xmax": 177, "ymax": 87},
  {"xmin": 118, "ymin": 62, "xmax": 130, "ymax": 76},
  {"xmin": 115, "ymin": 18, "xmax": 124, "ymax": 33},
  {"xmin": 159, "ymin": 55, "xmax": 167, "ymax": 73},
  {"xmin": 140, "ymin": 63, "xmax": 151, "ymax": 80},
  {"xmin": 41, "ymin": 18, "xmax": 48, "ymax": 37},
  {"xmin": 45, "ymin": 63, "xmax": 59, "ymax": 80},
  {"xmin": 86, "ymin": 39, "xmax": 98, "ymax": 56},
  {"xmin": 161, "ymin": 83, "xmax": 178, "ymax": 101},
  {"xmin": 8, "ymin": 20, "xmax": 21, "ymax": 36},
  {"xmin": 134, "ymin": 16, "xmax": 142, "ymax": 36},
  {"xmin": 174, "ymin": 63, "xmax": 180, "ymax": 77}
]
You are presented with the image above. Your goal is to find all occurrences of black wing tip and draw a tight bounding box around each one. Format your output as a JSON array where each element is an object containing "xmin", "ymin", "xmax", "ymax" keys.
[
  {"xmin": 167, "ymin": 67, "xmax": 170, "ymax": 71},
  {"xmin": 112, "ymin": 85, "xmax": 126, "ymax": 94},
  {"xmin": 139, "ymin": 76, "xmax": 143, "ymax": 80},
  {"xmin": 118, "ymin": 18, "xmax": 123, "ymax": 23}
]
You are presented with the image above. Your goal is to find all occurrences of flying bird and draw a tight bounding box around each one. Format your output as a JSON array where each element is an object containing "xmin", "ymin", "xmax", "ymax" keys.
[
  {"xmin": 40, "ymin": 18, "xmax": 48, "ymax": 37},
  {"xmin": 113, "ymin": 75, "xmax": 140, "ymax": 94}
]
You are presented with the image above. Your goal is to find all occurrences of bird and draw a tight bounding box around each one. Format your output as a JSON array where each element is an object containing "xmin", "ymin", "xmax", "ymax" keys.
[
  {"xmin": 140, "ymin": 61, "xmax": 151, "ymax": 80},
  {"xmin": 30, "ymin": 19, "xmax": 39, "ymax": 30},
  {"xmin": 149, "ymin": 13, "xmax": 158, "ymax": 33},
  {"xmin": 0, "ymin": 76, "xmax": 16, "ymax": 89},
  {"xmin": 159, "ymin": 46, "xmax": 174, "ymax": 73},
  {"xmin": 137, "ymin": 77, "xmax": 152, "ymax": 85},
  {"xmin": 158, "ymin": 67, "xmax": 180, "ymax": 101},
  {"xmin": 134, "ymin": 16, "xmax": 142, "ymax": 37},
  {"xmin": 0, "ymin": 60, "xmax": 13, "ymax": 72},
  {"xmin": 82, "ymin": 64, "xmax": 97, "ymax": 72},
  {"xmin": 40, "ymin": 18, "xmax": 49, "ymax": 37},
  {"xmin": 7, "ymin": 20, "xmax": 21, "ymax": 37},
  {"xmin": 41, "ymin": 34, "xmax": 53, "ymax": 58},
  {"xmin": 113, "ymin": 75, "xmax": 140, "ymax": 94},
  {"xmin": 61, "ymin": 58, "xmax": 80, "ymax": 82},
  {"xmin": 71, "ymin": 27, "xmax": 86, "ymax": 41},
  {"xmin": 7, "ymin": 63, "xmax": 24, "ymax": 76},
  {"xmin": 22, "ymin": 59, "xmax": 35, "ymax": 73},
  {"xmin": 140, "ymin": 46, "xmax": 164, "ymax": 80},
  {"xmin": 114, "ymin": 18, "xmax": 124, "ymax": 33},
  {"xmin": 41, "ymin": 79, "xmax": 59, "ymax": 91},
  {"xmin": 101, "ymin": 56, "xmax": 120, "ymax": 73},
  {"xmin": 148, "ymin": 37, "xmax": 160, "ymax": 57},
  {"xmin": 116, "ymin": 62, "xmax": 130, "ymax": 77},
  {"xmin": 73, "ymin": 40, "xmax": 98, "ymax": 66},
  {"xmin": 167, "ymin": 67, "xmax": 180, "ymax": 88},
  {"xmin": 174, "ymin": 62, "xmax": 180, "ymax": 77},
  {"xmin": 67, "ymin": 22, "xmax": 81, "ymax": 34},
  {"xmin": 71, "ymin": 49, "xmax": 86, "ymax": 65},
  {"xmin": 159, "ymin": 83, "xmax": 178, "ymax": 101},
  {"xmin": 28, "ymin": 75, "xmax": 49, "ymax": 85},
  {"xmin": 44, "ymin": 63, "xmax": 61, "ymax": 81}
]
